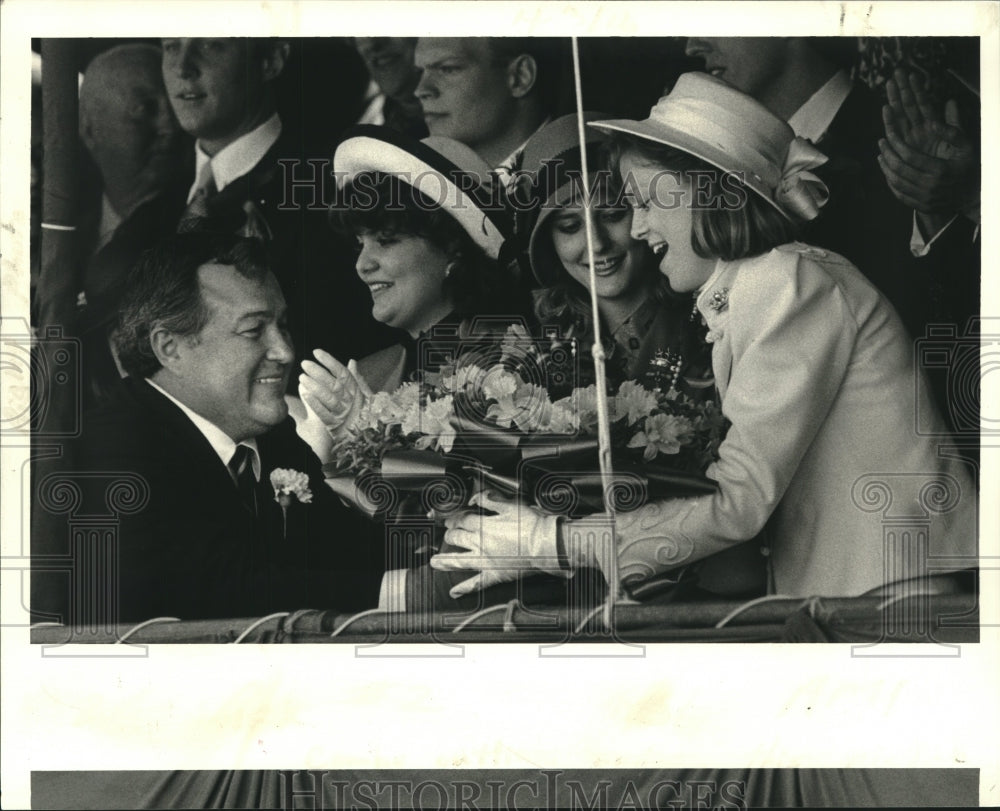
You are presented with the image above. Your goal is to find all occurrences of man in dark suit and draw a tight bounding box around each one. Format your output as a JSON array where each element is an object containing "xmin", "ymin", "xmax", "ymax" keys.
[
  {"xmin": 73, "ymin": 43, "xmax": 189, "ymax": 408},
  {"xmin": 34, "ymin": 233, "xmax": 383, "ymax": 624},
  {"xmin": 161, "ymin": 37, "xmax": 398, "ymax": 369},
  {"xmin": 351, "ymin": 37, "xmax": 428, "ymax": 138}
]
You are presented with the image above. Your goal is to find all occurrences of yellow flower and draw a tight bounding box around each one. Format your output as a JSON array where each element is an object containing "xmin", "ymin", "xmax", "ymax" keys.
[
  {"xmin": 627, "ymin": 414, "xmax": 695, "ymax": 461},
  {"xmin": 482, "ymin": 365, "xmax": 520, "ymax": 402},
  {"xmin": 615, "ymin": 380, "xmax": 659, "ymax": 425},
  {"xmin": 412, "ymin": 395, "xmax": 457, "ymax": 453},
  {"xmin": 486, "ymin": 382, "xmax": 551, "ymax": 431}
]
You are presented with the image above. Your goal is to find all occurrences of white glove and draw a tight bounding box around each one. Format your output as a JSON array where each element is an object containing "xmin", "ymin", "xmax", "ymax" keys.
[
  {"xmin": 298, "ymin": 348, "xmax": 373, "ymax": 439},
  {"xmin": 431, "ymin": 490, "xmax": 567, "ymax": 599}
]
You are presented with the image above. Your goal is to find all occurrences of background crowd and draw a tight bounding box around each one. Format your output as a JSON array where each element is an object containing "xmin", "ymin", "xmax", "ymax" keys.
[
  {"xmin": 29, "ymin": 36, "xmax": 981, "ymax": 414},
  {"xmin": 28, "ymin": 36, "xmax": 981, "ymax": 625}
]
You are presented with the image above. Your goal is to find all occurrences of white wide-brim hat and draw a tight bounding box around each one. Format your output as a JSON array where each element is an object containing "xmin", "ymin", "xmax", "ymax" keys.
[
  {"xmin": 334, "ymin": 126, "xmax": 509, "ymax": 260},
  {"xmin": 590, "ymin": 72, "xmax": 830, "ymax": 222}
]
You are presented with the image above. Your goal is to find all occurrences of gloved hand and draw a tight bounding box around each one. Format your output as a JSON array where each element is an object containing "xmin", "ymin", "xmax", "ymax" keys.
[
  {"xmin": 297, "ymin": 348, "xmax": 373, "ymax": 453},
  {"xmin": 431, "ymin": 490, "xmax": 567, "ymax": 599}
]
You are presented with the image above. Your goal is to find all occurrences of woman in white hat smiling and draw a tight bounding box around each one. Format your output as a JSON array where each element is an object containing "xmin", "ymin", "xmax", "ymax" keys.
[
  {"xmin": 433, "ymin": 73, "xmax": 975, "ymax": 599},
  {"xmin": 291, "ymin": 126, "xmax": 522, "ymax": 459}
]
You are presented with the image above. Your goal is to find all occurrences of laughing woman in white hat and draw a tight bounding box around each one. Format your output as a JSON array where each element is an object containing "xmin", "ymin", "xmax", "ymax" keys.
[
  {"xmin": 291, "ymin": 127, "xmax": 521, "ymax": 459},
  {"xmin": 433, "ymin": 73, "xmax": 976, "ymax": 599}
]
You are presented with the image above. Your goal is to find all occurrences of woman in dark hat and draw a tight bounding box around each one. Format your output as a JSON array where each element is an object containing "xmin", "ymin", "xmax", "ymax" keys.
[{"xmin": 518, "ymin": 112, "xmax": 712, "ymax": 400}]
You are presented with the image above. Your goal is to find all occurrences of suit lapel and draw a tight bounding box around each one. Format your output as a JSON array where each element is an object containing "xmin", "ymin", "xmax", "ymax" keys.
[
  {"xmin": 130, "ymin": 379, "xmax": 248, "ymax": 515},
  {"xmin": 205, "ymin": 137, "xmax": 284, "ymax": 218}
]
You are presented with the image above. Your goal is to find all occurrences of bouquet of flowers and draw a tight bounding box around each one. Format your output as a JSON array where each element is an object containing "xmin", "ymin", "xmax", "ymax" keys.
[{"xmin": 324, "ymin": 326, "xmax": 727, "ymax": 518}]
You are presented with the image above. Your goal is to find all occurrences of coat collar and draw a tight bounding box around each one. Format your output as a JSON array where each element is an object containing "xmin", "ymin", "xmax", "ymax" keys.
[
  {"xmin": 125, "ymin": 378, "xmax": 245, "ymax": 501},
  {"xmin": 695, "ymin": 259, "xmax": 739, "ymax": 342}
]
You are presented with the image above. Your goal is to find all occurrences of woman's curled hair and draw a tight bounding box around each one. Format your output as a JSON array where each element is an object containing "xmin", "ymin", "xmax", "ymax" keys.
[{"xmin": 332, "ymin": 173, "xmax": 514, "ymax": 317}]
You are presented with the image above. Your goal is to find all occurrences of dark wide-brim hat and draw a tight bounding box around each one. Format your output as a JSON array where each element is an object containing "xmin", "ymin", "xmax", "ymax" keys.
[
  {"xmin": 334, "ymin": 126, "xmax": 509, "ymax": 260},
  {"xmin": 513, "ymin": 112, "xmax": 616, "ymax": 287},
  {"xmin": 590, "ymin": 72, "xmax": 830, "ymax": 222}
]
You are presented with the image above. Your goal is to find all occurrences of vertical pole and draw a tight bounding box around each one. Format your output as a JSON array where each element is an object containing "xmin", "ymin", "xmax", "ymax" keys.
[{"xmin": 570, "ymin": 38, "xmax": 621, "ymax": 624}]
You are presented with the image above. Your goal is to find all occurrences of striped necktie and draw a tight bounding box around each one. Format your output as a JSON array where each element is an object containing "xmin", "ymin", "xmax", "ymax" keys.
[
  {"xmin": 228, "ymin": 444, "xmax": 258, "ymax": 517},
  {"xmin": 182, "ymin": 164, "xmax": 217, "ymax": 221}
]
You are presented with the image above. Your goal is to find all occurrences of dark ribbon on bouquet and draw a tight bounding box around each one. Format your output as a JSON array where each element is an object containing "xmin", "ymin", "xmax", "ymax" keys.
[{"xmin": 324, "ymin": 415, "xmax": 717, "ymax": 520}]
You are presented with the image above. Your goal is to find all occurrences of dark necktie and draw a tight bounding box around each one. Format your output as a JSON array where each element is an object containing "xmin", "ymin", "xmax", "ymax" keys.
[
  {"xmin": 180, "ymin": 165, "xmax": 217, "ymax": 226},
  {"xmin": 228, "ymin": 444, "xmax": 258, "ymax": 517}
]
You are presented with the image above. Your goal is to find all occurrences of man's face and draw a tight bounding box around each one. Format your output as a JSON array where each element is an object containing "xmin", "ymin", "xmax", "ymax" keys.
[
  {"xmin": 354, "ymin": 37, "xmax": 418, "ymax": 98},
  {"xmin": 684, "ymin": 37, "xmax": 789, "ymax": 100},
  {"xmin": 173, "ymin": 264, "xmax": 294, "ymax": 442},
  {"xmin": 413, "ymin": 38, "xmax": 516, "ymax": 150},
  {"xmin": 84, "ymin": 55, "xmax": 183, "ymax": 194},
  {"xmin": 161, "ymin": 38, "xmax": 266, "ymax": 149}
]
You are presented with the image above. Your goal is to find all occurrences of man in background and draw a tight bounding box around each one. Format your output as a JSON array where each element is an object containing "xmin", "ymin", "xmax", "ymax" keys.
[
  {"xmin": 414, "ymin": 37, "xmax": 562, "ymax": 180},
  {"xmin": 162, "ymin": 37, "xmax": 397, "ymax": 367},
  {"xmin": 352, "ymin": 37, "xmax": 427, "ymax": 137},
  {"xmin": 76, "ymin": 43, "xmax": 188, "ymax": 406}
]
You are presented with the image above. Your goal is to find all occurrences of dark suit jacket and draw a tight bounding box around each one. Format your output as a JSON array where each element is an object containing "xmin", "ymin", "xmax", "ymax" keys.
[
  {"xmin": 177, "ymin": 131, "xmax": 403, "ymax": 368},
  {"xmin": 802, "ymin": 83, "xmax": 917, "ymax": 324},
  {"xmin": 34, "ymin": 378, "xmax": 384, "ymax": 623},
  {"xmin": 803, "ymin": 82, "xmax": 979, "ymax": 438},
  {"xmin": 80, "ymin": 188, "xmax": 189, "ymax": 410}
]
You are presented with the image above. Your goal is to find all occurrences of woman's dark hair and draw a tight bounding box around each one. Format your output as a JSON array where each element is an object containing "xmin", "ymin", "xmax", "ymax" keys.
[
  {"xmin": 115, "ymin": 233, "xmax": 274, "ymax": 380},
  {"xmin": 333, "ymin": 172, "xmax": 511, "ymax": 317},
  {"xmin": 605, "ymin": 132, "xmax": 799, "ymax": 261}
]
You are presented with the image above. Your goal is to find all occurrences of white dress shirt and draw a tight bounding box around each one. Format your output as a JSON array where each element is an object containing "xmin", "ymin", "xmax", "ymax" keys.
[
  {"xmin": 356, "ymin": 79, "xmax": 386, "ymax": 126},
  {"xmin": 145, "ymin": 378, "xmax": 260, "ymax": 482},
  {"xmin": 95, "ymin": 195, "xmax": 122, "ymax": 253},
  {"xmin": 187, "ymin": 113, "xmax": 283, "ymax": 203},
  {"xmin": 787, "ymin": 69, "xmax": 853, "ymax": 143}
]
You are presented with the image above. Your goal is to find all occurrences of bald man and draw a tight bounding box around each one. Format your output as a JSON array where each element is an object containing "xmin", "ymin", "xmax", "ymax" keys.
[
  {"xmin": 76, "ymin": 43, "xmax": 189, "ymax": 407},
  {"xmin": 79, "ymin": 43, "xmax": 186, "ymax": 251}
]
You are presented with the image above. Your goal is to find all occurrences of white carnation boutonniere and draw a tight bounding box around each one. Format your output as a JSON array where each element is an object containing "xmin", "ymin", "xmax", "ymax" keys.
[{"xmin": 269, "ymin": 468, "xmax": 313, "ymax": 538}]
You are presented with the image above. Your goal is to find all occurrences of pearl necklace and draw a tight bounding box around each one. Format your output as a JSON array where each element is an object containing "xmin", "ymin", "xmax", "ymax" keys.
[
  {"xmin": 647, "ymin": 348, "xmax": 684, "ymax": 393},
  {"xmin": 645, "ymin": 300, "xmax": 702, "ymax": 394}
]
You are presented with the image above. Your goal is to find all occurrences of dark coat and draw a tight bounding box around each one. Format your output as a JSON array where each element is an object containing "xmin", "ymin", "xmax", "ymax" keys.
[
  {"xmin": 802, "ymin": 82, "xmax": 917, "ymax": 326},
  {"xmin": 79, "ymin": 187, "xmax": 189, "ymax": 409},
  {"xmin": 802, "ymin": 82, "xmax": 979, "ymax": 437},
  {"xmin": 33, "ymin": 378, "xmax": 384, "ymax": 623}
]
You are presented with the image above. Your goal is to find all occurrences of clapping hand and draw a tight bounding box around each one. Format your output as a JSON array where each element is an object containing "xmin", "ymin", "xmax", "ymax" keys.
[
  {"xmin": 878, "ymin": 69, "xmax": 979, "ymax": 229},
  {"xmin": 294, "ymin": 349, "xmax": 373, "ymax": 461},
  {"xmin": 431, "ymin": 490, "xmax": 566, "ymax": 599}
]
